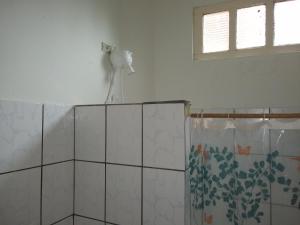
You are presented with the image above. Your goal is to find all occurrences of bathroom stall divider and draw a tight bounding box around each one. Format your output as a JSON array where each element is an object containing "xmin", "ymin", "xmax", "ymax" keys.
[
  {"xmin": 0, "ymin": 100, "xmax": 190, "ymax": 225},
  {"xmin": 74, "ymin": 101, "xmax": 190, "ymax": 225}
]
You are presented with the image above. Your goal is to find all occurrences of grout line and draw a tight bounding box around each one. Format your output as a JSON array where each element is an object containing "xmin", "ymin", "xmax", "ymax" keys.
[
  {"xmin": 183, "ymin": 105, "xmax": 188, "ymax": 225},
  {"xmin": 74, "ymin": 101, "xmax": 188, "ymax": 107},
  {"xmin": 0, "ymin": 165, "xmax": 42, "ymax": 176},
  {"xmin": 43, "ymin": 159, "xmax": 74, "ymax": 167},
  {"xmin": 141, "ymin": 105, "xmax": 144, "ymax": 225},
  {"xmin": 73, "ymin": 159, "xmax": 185, "ymax": 172},
  {"xmin": 40, "ymin": 104, "xmax": 44, "ymax": 225},
  {"xmin": 75, "ymin": 159, "xmax": 106, "ymax": 164},
  {"xmin": 271, "ymin": 202, "xmax": 299, "ymax": 209},
  {"xmin": 74, "ymin": 214, "xmax": 105, "ymax": 222},
  {"xmin": 74, "ymin": 214, "xmax": 120, "ymax": 225},
  {"xmin": 143, "ymin": 100, "xmax": 189, "ymax": 105},
  {"xmin": 74, "ymin": 103, "xmax": 142, "ymax": 107},
  {"xmin": 75, "ymin": 104, "xmax": 106, "ymax": 107},
  {"xmin": 184, "ymin": 106, "xmax": 186, "ymax": 225},
  {"xmin": 143, "ymin": 166, "xmax": 185, "ymax": 172},
  {"xmin": 0, "ymin": 159, "xmax": 76, "ymax": 176},
  {"xmin": 49, "ymin": 214, "xmax": 73, "ymax": 225},
  {"xmin": 106, "ymin": 103, "xmax": 143, "ymax": 106},
  {"xmin": 107, "ymin": 162, "xmax": 141, "ymax": 168},
  {"xmin": 0, "ymin": 160, "xmax": 187, "ymax": 176},
  {"xmin": 187, "ymin": 108, "xmax": 192, "ymax": 225},
  {"xmin": 104, "ymin": 105, "xmax": 107, "ymax": 224},
  {"xmin": 73, "ymin": 107, "xmax": 76, "ymax": 225}
]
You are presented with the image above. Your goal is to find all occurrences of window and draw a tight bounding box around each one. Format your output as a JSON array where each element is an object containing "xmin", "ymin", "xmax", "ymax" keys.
[
  {"xmin": 193, "ymin": 0, "xmax": 300, "ymax": 60},
  {"xmin": 274, "ymin": 0, "xmax": 300, "ymax": 46},
  {"xmin": 236, "ymin": 5, "xmax": 266, "ymax": 49},
  {"xmin": 203, "ymin": 11, "xmax": 229, "ymax": 53}
]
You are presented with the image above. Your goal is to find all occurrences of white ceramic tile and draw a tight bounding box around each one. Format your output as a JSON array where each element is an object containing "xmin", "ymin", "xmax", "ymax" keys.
[
  {"xmin": 270, "ymin": 129, "xmax": 300, "ymax": 156},
  {"xmin": 75, "ymin": 161, "xmax": 105, "ymax": 220},
  {"xmin": 43, "ymin": 104, "xmax": 74, "ymax": 164},
  {"xmin": 106, "ymin": 164, "xmax": 141, "ymax": 225},
  {"xmin": 43, "ymin": 162, "xmax": 73, "ymax": 225},
  {"xmin": 75, "ymin": 106, "xmax": 105, "ymax": 162},
  {"xmin": 107, "ymin": 105, "xmax": 142, "ymax": 165},
  {"xmin": 0, "ymin": 100, "xmax": 42, "ymax": 173},
  {"xmin": 271, "ymin": 156, "xmax": 300, "ymax": 207},
  {"xmin": 74, "ymin": 216, "xmax": 105, "ymax": 225},
  {"xmin": 55, "ymin": 217, "xmax": 73, "ymax": 225},
  {"xmin": 143, "ymin": 168, "xmax": 185, "ymax": 225},
  {"xmin": 143, "ymin": 103, "xmax": 185, "ymax": 170},
  {"xmin": 0, "ymin": 168, "xmax": 40, "ymax": 225},
  {"xmin": 272, "ymin": 204, "xmax": 300, "ymax": 225}
]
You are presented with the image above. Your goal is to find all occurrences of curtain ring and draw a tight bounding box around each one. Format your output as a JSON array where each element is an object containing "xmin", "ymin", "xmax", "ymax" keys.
[
  {"xmin": 199, "ymin": 109, "xmax": 204, "ymax": 128},
  {"xmin": 194, "ymin": 110, "xmax": 199, "ymax": 128}
]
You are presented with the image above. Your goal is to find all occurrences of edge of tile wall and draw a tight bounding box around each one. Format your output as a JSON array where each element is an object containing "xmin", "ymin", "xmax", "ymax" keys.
[{"xmin": 74, "ymin": 101, "xmax": 189, "ymax": 225}]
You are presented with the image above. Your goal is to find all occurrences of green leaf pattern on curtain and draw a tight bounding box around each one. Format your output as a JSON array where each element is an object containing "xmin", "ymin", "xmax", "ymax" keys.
[{"xmin": 189, "ymin": 144, "xmax": 300, "ymax": 225}]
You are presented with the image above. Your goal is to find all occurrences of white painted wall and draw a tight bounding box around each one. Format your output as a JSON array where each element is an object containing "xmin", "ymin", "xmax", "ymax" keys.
[
  {"xmin": 119, "ymin": 0, "xmax": 155, "ymax": 102},
  {"xmin": 0, "ymin": 0, "xmax": 154, "ymax": 104},
  {"xmin": 152, "ymin": 0, "xmax": 300, "ymax": 109},
  {"xmin": 1, "ymin": 0, "xmax": 299, "ymax": 107}
]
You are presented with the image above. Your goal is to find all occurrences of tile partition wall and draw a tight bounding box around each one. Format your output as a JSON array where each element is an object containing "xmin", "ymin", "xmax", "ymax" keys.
[
  {"xmin": 0, "ymin": 100, "xmax": 74, "ymax": 225},
  {"xmin": 74, "ymin": 102, "xmax": 189, "ymax": 225},
  {"xmin": 0, "ymin": 100, "xmax": 189, "ymax": 225}
]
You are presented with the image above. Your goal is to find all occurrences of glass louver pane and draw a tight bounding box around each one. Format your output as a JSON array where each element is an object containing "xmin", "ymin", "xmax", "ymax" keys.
[
  {"xmin": 237, "ymin": 5, "xmax": 266, "ymax": 49},
  {"xmin": 203, "ymin": 11, "xmax": 230, "ymax": 53},
  {"xmin": 274, "ymin": 0, "xmax": 300, "ymax": 46}
]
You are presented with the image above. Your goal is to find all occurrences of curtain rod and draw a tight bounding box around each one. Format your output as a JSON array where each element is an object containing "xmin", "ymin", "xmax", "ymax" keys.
[{"xmin": 189, "ymin": 113, "xmax": 300, "ymax": 119}]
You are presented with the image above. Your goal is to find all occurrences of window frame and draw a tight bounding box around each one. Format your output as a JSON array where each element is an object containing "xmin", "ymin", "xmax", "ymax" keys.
[{"xmin": 193, "ymin": 0, "xmax": 300, "ymax": 60}]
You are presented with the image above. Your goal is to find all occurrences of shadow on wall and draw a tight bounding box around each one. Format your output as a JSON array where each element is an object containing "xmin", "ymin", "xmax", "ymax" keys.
[
  {"xmin": 101, "ymin": 51, "xmax": 113, "ymax": 85},
  {"xmin": 0, "ymin": 101, "xmax": 43, "ymax": 174}
]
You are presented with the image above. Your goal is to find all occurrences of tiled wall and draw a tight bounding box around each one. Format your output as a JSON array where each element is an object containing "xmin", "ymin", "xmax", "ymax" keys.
[
  {"xmin": 0, "ymin": 100, "xmax": 188, "ymax": 225},
  {"xmin": 0, "ymin": 101, "xmax": 74, "ymax": 225},
  {"xmin": 74, "ymin": 102, "xmax": 188, "ymax": 225}
]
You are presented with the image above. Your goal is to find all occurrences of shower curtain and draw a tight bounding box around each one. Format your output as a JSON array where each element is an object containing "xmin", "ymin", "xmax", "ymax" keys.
[{"xmin": 187, "ymin": 110, "xmax": 300, "ymax": 225}]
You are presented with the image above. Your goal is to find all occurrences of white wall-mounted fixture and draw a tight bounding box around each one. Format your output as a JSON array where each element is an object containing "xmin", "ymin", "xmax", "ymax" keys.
[
  {"xmin": 110, "ymin": 49, "xmax": 135, "ymax": 74},
  {"xmin": 101, "ymin": 42, "xmax": 113, "ymax": 53},
  {"xmin": 102, "ymin": 42, "xmax": 135, "ymax": 104}
]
